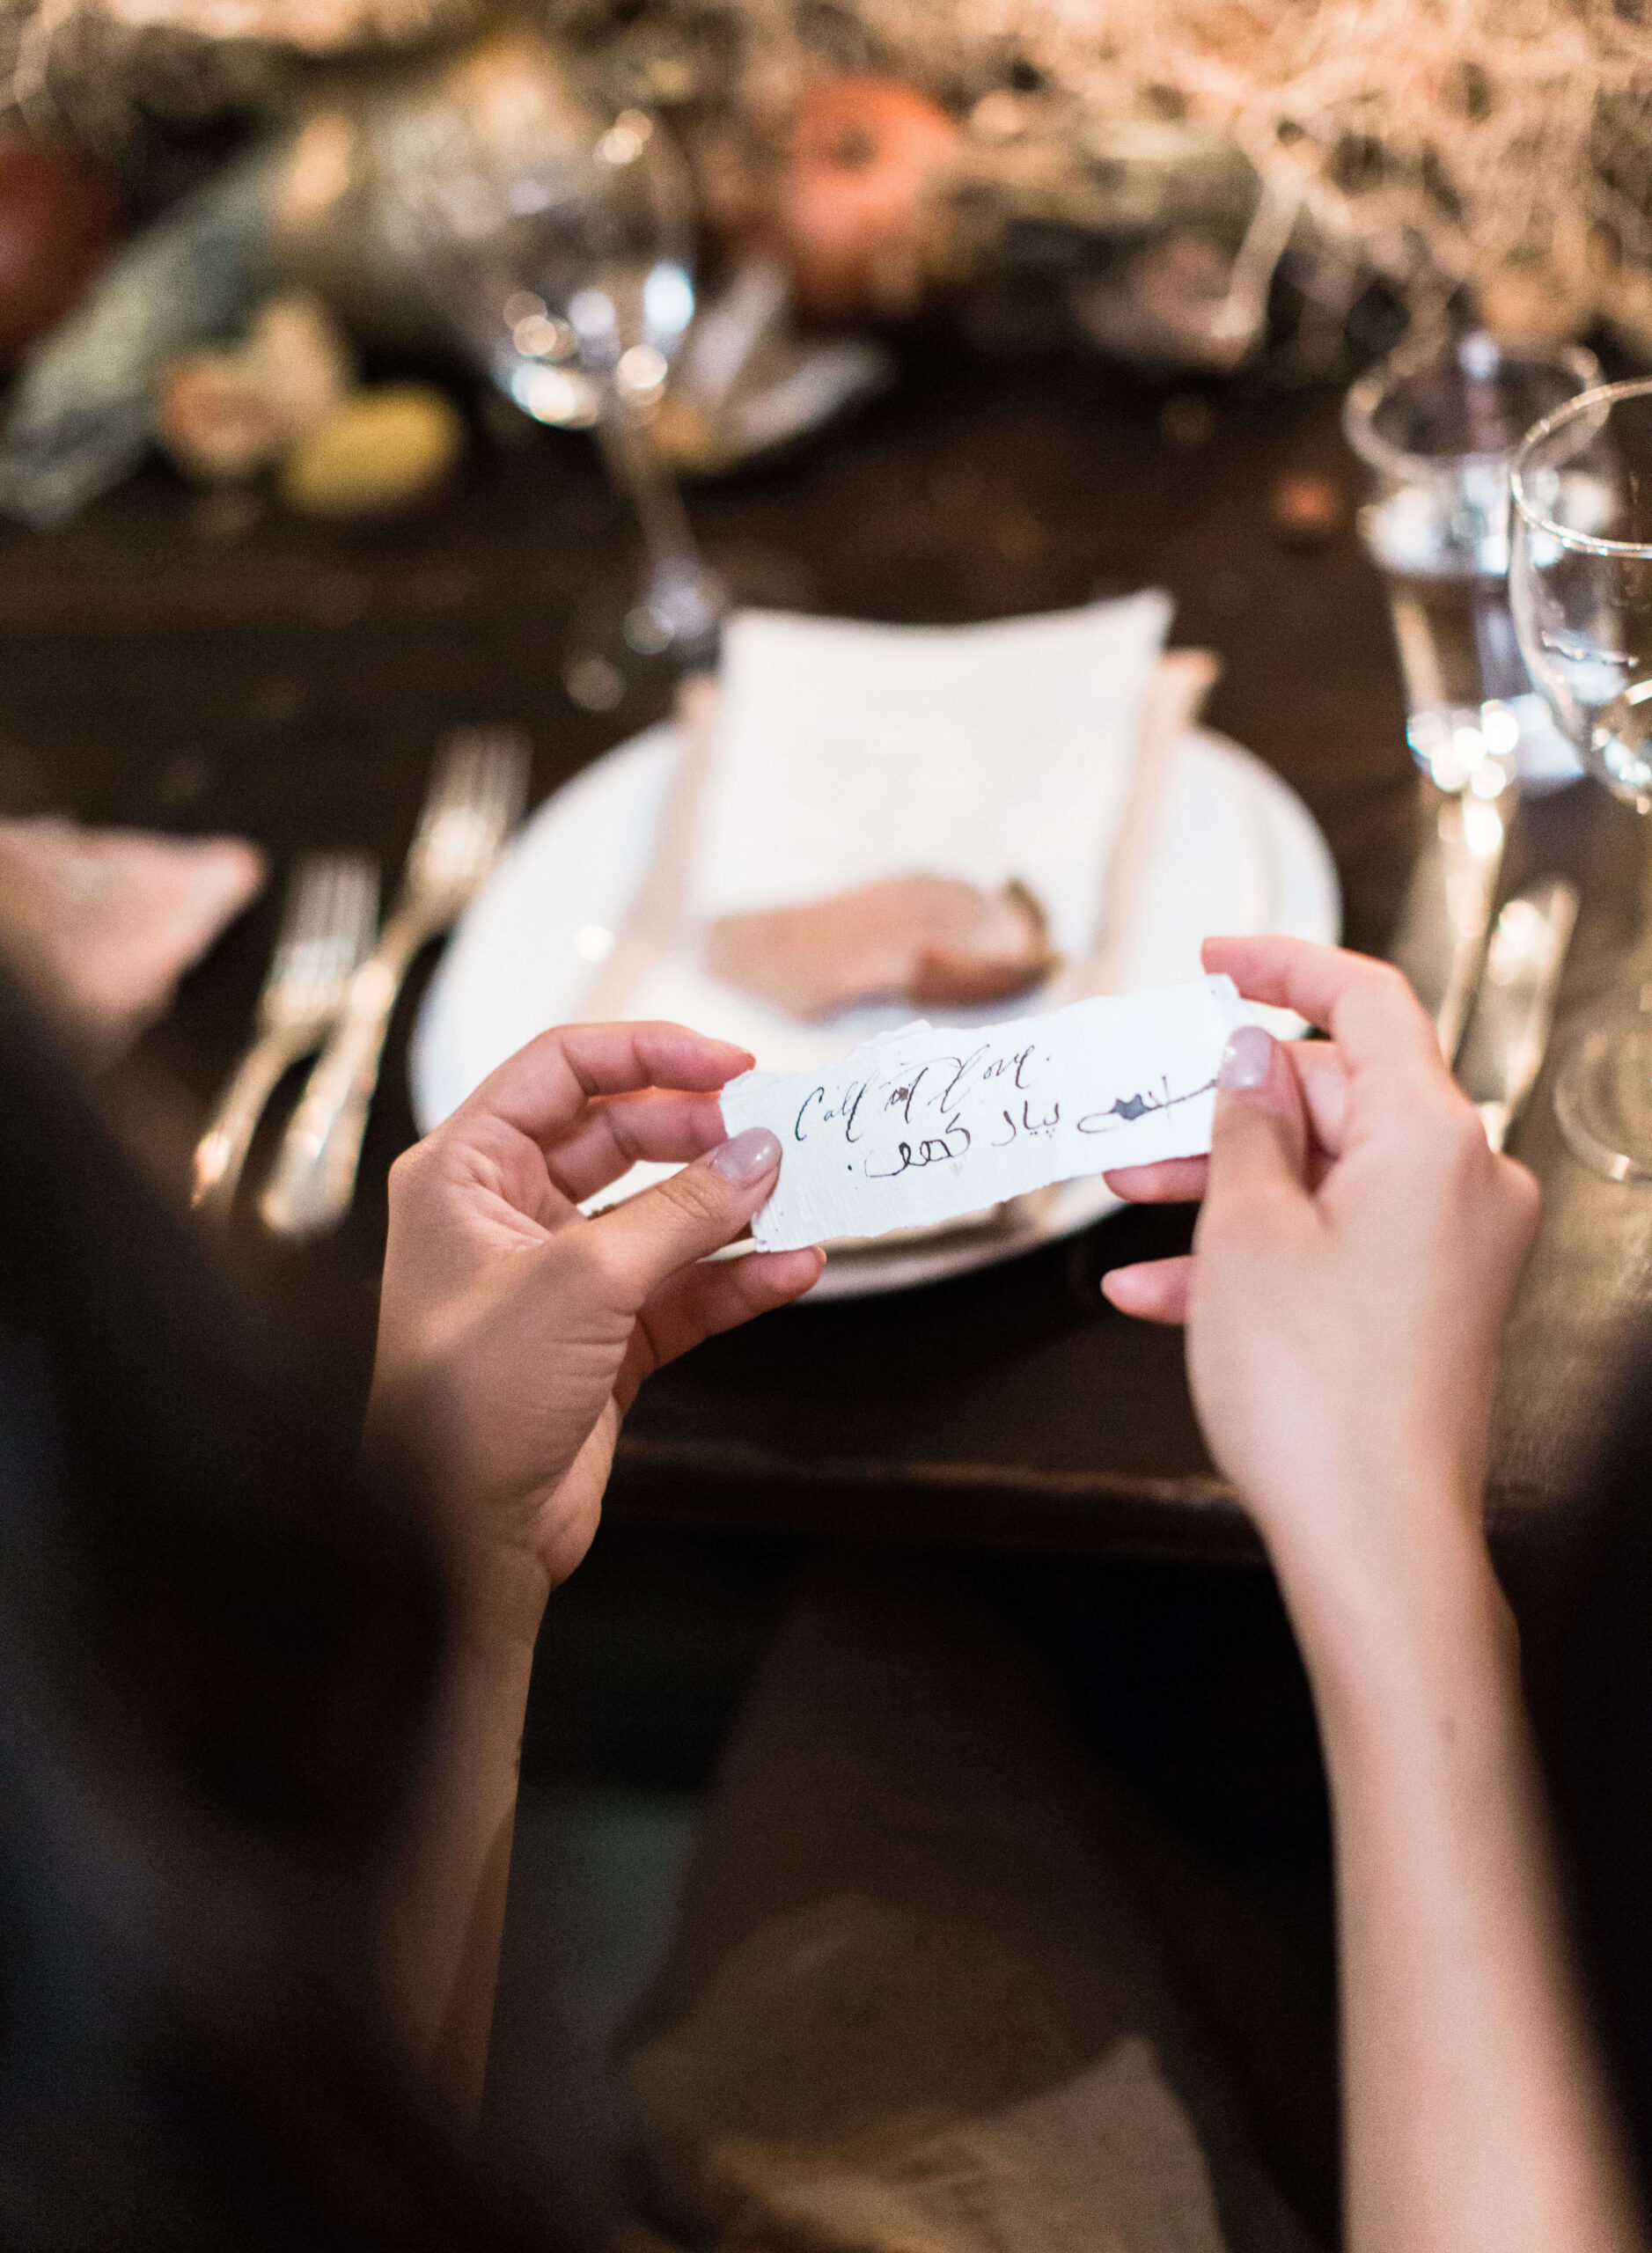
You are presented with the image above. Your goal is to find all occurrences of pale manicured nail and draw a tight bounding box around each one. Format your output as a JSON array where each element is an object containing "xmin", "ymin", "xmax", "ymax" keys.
[
  {"xmin": 709, "ymin": 1126, "xmax": 782, "ymax": 1184},
  {"xmin": 1217, "ymin": 1024, "xmax": 1273, "ymax": 1091}
]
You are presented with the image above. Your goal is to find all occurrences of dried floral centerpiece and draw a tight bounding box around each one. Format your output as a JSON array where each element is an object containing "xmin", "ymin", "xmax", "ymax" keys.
[{"xmin": 2, "ymin": 0, "xmax": 1650, "ymax": 522}]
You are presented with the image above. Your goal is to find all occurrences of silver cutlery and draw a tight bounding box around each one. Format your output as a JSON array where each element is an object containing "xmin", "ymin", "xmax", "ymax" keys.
[
  {"xmin": 1388, "ymin": 780, "xmax": 1515, "ymax": 1064},
  {"xmin": 260, "ymin": 728, "xmax": 530, "ymax": 1240},
  {"xmin": 191, "ymin": 852, "xmax": 379, "ymax": 1218},
  {"xmin": 1453, "ymin": 877, "xmax": 1579, "ymax": 1152}
]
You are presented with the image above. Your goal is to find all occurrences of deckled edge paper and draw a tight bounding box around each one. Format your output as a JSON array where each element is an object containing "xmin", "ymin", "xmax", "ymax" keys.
[{"xmin": 721, "ymin": 974, "xmax": 1252, "ymax": 1251}]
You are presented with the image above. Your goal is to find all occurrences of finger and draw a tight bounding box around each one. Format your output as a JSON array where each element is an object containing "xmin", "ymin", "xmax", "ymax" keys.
[
  {"xmin": 1106, "ymin": 1041, "xmax": 1350, "ymax": 1209},
  {"xmin": 580, "ymin": 1126, "xmax": 783, "ymax": 1310},
  {"xmin": 1101, "ymin": 1255, "xmax": 1193, "ymax": 1324},
  {"xmin": 616, "ymin": 1244, "xmax": 826, "ymax": 1406},
  {"xmin": 1200, "ymin": 1024, "xmax": 1312, "ymax": 1234},
  {"xmin": 1105, "ymin": 1155, "xmax": 1208, "ymax": 1205},
  {"xmin": 1293, "ymin": 1039, "xmax": 1350, "ymax": 1158},
  {"xmin": 546, "ymin": 1089, "xmax": 729, "ymax": 1202},
  {"xmin": 460, "ymin": 1020, "xmax": 754, "ymax": 1146},
  {"xmin": 1201, "ymin": 936, "xmax": 1444, "ymax": 1084},
  {"xmin": 1498, "ymin": 1154, "xmax": 1544, "ymax": 1263}
]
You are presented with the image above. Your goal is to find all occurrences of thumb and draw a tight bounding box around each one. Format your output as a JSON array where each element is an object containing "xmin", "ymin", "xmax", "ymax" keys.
[
  {"xmin": 580, "ymin": 1126, "xmax": 783, "ymax": 1310},
  {"xmin": 1200, "ymin": 1024, "xmax": 1311, "ymax": 1226}
]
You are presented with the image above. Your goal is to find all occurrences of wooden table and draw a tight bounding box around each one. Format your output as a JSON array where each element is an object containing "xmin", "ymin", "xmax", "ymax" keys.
[{"xmin": 5, "ymin": 345, "xmax": 1648, "ymax": 1560}]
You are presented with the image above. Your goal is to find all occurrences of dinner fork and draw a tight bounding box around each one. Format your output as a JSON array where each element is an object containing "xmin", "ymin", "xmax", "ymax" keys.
[
  {"xmin": 191, "ymin": 853, "xmax": 379, "ymax": 1218},
  {"xmin": 260, "ymin": 728, "xmax": 530, "ymax": 1239}
]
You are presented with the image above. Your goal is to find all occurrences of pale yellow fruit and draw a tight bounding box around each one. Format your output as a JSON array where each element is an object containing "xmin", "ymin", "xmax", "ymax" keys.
[{"xmin": 280, "ymin": 384, "xmax": 464, "ymax": 517}]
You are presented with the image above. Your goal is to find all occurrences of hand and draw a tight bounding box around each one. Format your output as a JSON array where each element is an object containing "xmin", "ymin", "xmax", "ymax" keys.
[
  {"xmin": 1102, "ymin": 936, "xmax": 1540, "ymax": 1609},
  {"xmin": 369, "ymin": 1021, "xmax": 821, "ymax": 1645}
]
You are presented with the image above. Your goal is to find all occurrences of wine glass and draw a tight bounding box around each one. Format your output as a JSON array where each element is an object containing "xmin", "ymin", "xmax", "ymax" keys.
[
  {"xmin": 1510, "ymin": 377, "xmax": 1652, "ymax": 1180},
  {"xmin": 398, "ymin": 73, "xmax": 725, "ymax": 671}
]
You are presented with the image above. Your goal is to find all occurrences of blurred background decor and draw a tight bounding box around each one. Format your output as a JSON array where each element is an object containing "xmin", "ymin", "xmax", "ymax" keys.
[{"xmin": 2, "ymin": 0, "xmax": 1652, "ymax": 525}]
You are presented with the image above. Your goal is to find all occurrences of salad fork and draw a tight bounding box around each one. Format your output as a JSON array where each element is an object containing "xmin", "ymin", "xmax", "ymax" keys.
[
  {"xmin": 191, "ymin": 853, "xmax": 379, "ymax": 1217},
  {"xmin": 260, "ymin": 728, "xmax": 530, "ymax": 1239}
]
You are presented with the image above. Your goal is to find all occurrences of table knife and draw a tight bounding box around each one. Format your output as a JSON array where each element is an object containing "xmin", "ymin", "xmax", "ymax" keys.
[
  {"xmin": 1453, "ymin": 877, "xmax": 1580, "ymax": 1152},
  {"xmin": 1387, "ymin": 780, "xmax": 1514, "ymax": 1063}
]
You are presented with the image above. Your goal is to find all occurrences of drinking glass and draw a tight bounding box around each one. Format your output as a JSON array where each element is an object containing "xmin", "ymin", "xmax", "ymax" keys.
[
  {"xmin": 1510, "ymin": 377, "xmax": 1652, "ymax": 1180},
  {"xmin": 400, "ymin": 89, "xmax": 725, "ymax": 669},
  {"xmin": 1346, "ymin": 329, "xmax": 1598, "ymax": 795}
]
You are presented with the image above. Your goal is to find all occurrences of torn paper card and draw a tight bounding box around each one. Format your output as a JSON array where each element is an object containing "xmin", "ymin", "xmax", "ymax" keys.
[{"xmin": 720, "ymin": 974, "xmax": 1251, "ymax": 1251}]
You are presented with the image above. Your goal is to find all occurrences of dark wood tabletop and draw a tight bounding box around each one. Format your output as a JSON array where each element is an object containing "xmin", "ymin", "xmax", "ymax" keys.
[{"xmin": 6, "ymin": 343, "xmax": 1649, "ymax": 1561}]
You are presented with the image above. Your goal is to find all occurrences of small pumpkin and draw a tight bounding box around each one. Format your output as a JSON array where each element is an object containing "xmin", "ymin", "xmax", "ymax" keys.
[{"xmin": 771, "ymin": 77, "xmax": 959, "ymax": 319}]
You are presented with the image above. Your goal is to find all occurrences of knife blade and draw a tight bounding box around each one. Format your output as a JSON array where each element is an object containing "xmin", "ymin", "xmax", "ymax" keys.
[
  {"xmin": 1387, "ymin": 780, "xmax": 1514, "ymax": 1064},
  {"xmin": 1453, "ymin": 877, "xmax": 1580, "ymax": 1152}
]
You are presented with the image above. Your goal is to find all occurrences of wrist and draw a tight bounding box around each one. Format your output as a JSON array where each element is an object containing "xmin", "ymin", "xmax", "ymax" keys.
[
  {"xmin": 440, "ymin": 1611, "xmax": 540, "ymax": 1715},
  {"xmin": 363, "ymin": 1369, "xmax": 553, "ymax": 1661},
  {"xmin": 452, "ymin": 1547, "xmax": 553, "ymax": 1664},
  {"xmin": 1274, "ymin": 1493, "xmax": 1518, "ymax": 1757},
  {"xmin": 1258, "ymin": 1454, "xmax": 1501, "ymax": 1655}
]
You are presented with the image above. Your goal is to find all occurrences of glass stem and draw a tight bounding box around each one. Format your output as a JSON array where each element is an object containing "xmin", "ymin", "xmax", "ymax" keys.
[
  {"xmin": 596, "ymin": 386, "xmax": 701, "ymax": 581},
  {"xmin": 1632, "ymin": 813, "xmax": 1652, "ymax": 1007}
]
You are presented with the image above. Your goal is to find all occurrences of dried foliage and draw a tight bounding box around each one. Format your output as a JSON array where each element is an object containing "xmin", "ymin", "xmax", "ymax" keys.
[
  {"xmin": 552, "ymin": 0, "xmax": 1652, "ymax": 344},
  {"xmin": 952, "ymin": 0, "xmax": 1652, "ymax": 338},
  {"xmin": 11, "ymin": 0, "xmax": 1652, "ymax": 345},
  {"xmin": 98, "ymin": 0, "xmax": 470, "ymax": 36},
  {"xmin": 0, "ymin": 0, "xmax": 476, "ymax": 174}
]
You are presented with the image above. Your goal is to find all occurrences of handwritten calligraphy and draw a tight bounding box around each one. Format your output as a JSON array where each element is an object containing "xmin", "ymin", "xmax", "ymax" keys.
[
  {"xmin": 1076, "ymin": 1074, "xmax": 1218, "ymax": 1134},
  {"xmin": 720, "ymin": 975, "xmax": 1249, "ymax": 1251}
]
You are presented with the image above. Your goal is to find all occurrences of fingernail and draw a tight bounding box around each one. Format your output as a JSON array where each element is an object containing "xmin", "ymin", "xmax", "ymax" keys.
[
  {"xmin": 709, "ymin": 1126, "xmax": 782, "ymax": 1185},
  {"xmin": 1217, "ymin": 1024, "xmax": 1273, "ymax": 1091}
]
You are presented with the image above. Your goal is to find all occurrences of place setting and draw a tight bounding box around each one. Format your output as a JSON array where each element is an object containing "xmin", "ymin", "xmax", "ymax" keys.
[
  {"xmin": 190, "ymin": 353, "xmax": 1624, "ymax": 1288},
  {"xmin": 172, "ymin": 308, "xmax": 1648, "ymax": 1303},
  {"xmin": 410, "ymin": 591, "xmax": 1340, "ymax": 1296},
  {"xmin": 4, "ymin": 0, "xmax": 1649, "ymax": 1525},
  {"xmin": 13, "ymin": 0, "xmax": 1634, "ymax": 1299}
]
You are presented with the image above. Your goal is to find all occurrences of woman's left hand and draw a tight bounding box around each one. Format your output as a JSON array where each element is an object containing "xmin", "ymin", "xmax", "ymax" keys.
[{"xmin": 369, "ymin": 1021, "xmax": 820, "ymax": 1647}]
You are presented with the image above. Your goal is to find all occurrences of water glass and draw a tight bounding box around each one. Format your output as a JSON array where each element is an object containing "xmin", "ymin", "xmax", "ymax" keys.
[{"xmin": 1345, "ymin": 330, "xmax": 1599, "ymax": 796}]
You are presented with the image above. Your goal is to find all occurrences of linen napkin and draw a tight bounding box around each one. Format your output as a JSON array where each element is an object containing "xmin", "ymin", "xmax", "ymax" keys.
[
  {"xmin": 692, "ymin": 596, "xmax": 1171, "ymax": 959},
  {"xmin": 583, "ymin": 594, "xmax": 1181, "ymax": 1073},
  {"xmin": 0, "ymin": 818, "xmax": 266, "ymax": 1064}
]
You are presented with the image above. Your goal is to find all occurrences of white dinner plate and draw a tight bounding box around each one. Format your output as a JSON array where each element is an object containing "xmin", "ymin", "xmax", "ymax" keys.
[{"xmin": 411, "ymin": 722, "xmax": 1340, "ymax": 1298}]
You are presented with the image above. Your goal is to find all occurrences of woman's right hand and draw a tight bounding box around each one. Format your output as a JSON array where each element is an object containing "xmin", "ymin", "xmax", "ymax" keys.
[{"xmin": 1103, "ymin": 936, "xmax": 1540, "ymax": 1618}]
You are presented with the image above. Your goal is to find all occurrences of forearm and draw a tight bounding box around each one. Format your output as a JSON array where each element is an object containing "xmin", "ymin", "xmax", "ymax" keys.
[
  {"xmin": 377, "ymin": 1625, "xmax": 537, "ymax": 2118},
  {"xmin": 1280, "ymin": 1505, "xmax": 1642, "ymax": 2253}
]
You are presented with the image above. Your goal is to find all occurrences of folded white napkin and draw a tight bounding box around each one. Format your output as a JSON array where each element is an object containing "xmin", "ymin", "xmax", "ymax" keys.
[
  {"xmin": 694, "ymin": 595, "xmax": 1171, "ymax": 957},
  {"xmin": 605, "ymin": 594, "xmax": 1174, "ymax": 1072}
]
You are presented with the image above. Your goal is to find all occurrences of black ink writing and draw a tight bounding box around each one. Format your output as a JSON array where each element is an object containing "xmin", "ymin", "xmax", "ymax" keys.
[
  {"xmin": 866, "ymin": 1126, "xmax": 973, "ymax": 1178},
  {"xmin": 989, "ymin": 1097, "xmax": 1061, "ymax": 1148},
  {"xmin": 1076, "ymin": 1075, "xmax": 1215, "ymax": 1135}
]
